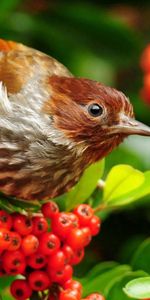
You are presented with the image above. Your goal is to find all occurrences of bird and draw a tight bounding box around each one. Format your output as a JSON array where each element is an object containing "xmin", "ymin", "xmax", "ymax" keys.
[{"xmin": 0, "ymin": 38, "xmax": 150, "ymax": 201}]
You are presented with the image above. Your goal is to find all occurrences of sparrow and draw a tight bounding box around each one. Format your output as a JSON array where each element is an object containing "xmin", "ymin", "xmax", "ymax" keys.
[{"xmin": 0, "ymin": 39, "xmax": 149, "ymax": 201}]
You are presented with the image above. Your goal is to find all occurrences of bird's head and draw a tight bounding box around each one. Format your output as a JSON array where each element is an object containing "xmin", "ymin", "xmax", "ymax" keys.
[{"xmin": 44, "ymin": 76, "xmax": 150, "ymax": 164}]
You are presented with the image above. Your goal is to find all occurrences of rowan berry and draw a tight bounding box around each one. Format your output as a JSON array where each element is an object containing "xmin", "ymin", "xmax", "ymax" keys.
[
  {"xmin": 39, "ymin": 232, "xmax": 60, "ymax": 255},
  {"xmin": 68, "ymin": 213, "xmax": 79, "ymax": 228},
  {"xmin": 27, "ymin": 252, "xmax": 47, "ymax": 269},
  {"xmin": 64, "ymin": 280, "xmax": 82, "ymax": 296},
  {"xmin": 8, "ymin": 231, "xmax": 22, "ymax": 251},
  {"xmin": 48, "ymin": 250, "xmax": 66, "ymax": 271},
  {"xmin": 0, "ymin": 228, "xmax": 11, "ymax": 250},
  {"xmin": 0, "ymin": 210, "xmax": 12, "ymax": 229},
  {"xmin": 21, "ymin": 234, "xmax": 39, "ymax": 256},
  {"xmin": 71, "ymin": 248, "xmax": 84, "ymax": 265},
  {"xmin": 140, "ymin": 44, "xmax": 150, "ymax": 73},
  {"xmin": 2, "ymin": 250, "xmax": 26, "ymax": 275},
  {"xmin": 62, "ymin": 244, "xmax": 74, "ymax": 264},
  {"xmin": 59, "ymin": 289, "xmax": 80, "ymax": 300},
  {"xmin": 66, "ymin": 228, "xmax": 91, "ymax": 249},
  {"xmin": 49, "ymin": 264, "xmax": 73, "ymax": 284},
  {"xmin": 32, "ymin": 216, "xmax": 48, "ymax": 236},
  {"xmin": 51, "ymin": 212, "xmax": 72, "ymax": 239},
  {"xmin": 28, "ymin": 270, "xmax": 51, "ymax": 291},
  {"xmin": 42, "ymin": 201, "xmax": 59, "ymax": 219},
  {"xmin": 73, "ymin": 204, "xmax": 93, "ymax": 227},
  {"xmin": 88, "ymin": 215, "xmax": 101, "ymax": 236},
  {"xmin": 10, "ymin": 279, "xmax": 32, "ymax": 300},
  {"xmin": 87, "ymin": 293, "xmax": 105, "ymax": 300},
  {"xmin": 13, "ymin": 214, "xmax": 33, "ymax": 236}
]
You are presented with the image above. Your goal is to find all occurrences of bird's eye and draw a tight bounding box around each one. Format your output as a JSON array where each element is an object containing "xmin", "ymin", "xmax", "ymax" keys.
[{"xmin": 88, "ymin": 103, "xmax": 103, "ymax": 117}]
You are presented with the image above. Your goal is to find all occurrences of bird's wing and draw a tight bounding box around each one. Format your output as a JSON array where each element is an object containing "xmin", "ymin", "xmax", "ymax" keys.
[{"xmin": 0, "ymin": 39, "xmax": 72, "ymax": 95}]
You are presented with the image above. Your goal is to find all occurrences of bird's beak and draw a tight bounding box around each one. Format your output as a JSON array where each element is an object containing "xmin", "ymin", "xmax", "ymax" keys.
[{"xmin": 111, "ymin": 115, "xmax": 150, "ymax": 137}]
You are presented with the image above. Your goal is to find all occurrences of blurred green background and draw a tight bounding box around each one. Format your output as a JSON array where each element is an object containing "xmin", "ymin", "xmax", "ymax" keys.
[{"xmin": 0, "ymin": 1, "xmax": 150, "ymax": 298}]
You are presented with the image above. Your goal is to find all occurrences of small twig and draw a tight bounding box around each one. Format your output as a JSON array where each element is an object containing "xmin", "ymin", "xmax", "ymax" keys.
[
  {"xmin": 97, "ymin": 179, "xmax": 105, "ymax": 190},
  {"xmin": 93, "ymin": 203, "xmax": 107, "ymax": 213}
]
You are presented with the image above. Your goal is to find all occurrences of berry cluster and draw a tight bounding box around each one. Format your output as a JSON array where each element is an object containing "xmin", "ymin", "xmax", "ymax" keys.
[
  {"xmin": 140, "ymin": 44, "xmax": 150, "ymax": 105},
  {"xmin": 0, "ymin": 202, "xmax": 105, "ymax": 300}
]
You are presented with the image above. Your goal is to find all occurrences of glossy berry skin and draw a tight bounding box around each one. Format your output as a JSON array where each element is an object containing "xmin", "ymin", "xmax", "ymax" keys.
[
  {"xmin": 48, "ymin": 264, "xmax": 73, "ymax": 284},
  {"xmin": 27, "ymin": 252, "xmax": 47, "ymax": 269},
  {"xmin": 73, "ymin": 204, "xmax": 93, "ymax": 227},
  {"xmin": 21, "ymin": 234, "xmax": 39, "ymax": 256},
  {"xmin": 28, "ymin": 270, "xmax": 51, "ymax": 291},
  {"xmin": 10, "ymin": 279, "xmax": 32, "ymax": 300},
  {"xmin": 0, "ymin": 210, "xmax": 12, "ymax": 229},
  {"xmin": 51, "ymin": 212, "xmax": 72, "ymax": 239},
  {"xmin": 60, "ymin": 289, "xmax": 80, "ymax": 300},
  {"xmin": 13, "ymin": 214, "xmax": 33, "ymax": 236},
  {"xmin": 88, "ymin": 215, "xmax": 101, "ymax": 236},
  {"xmin": 2, "ymin": 250, "xmax": 26, "ymax": 275},
  {"xmin": 39, "ymin": 232, "xmax": 60, "ymax": 255},
  {"xmin": 68, "ymin": 213, "xmax": 79, "ymax": 228},
  {"xmin": 0, "ymin": 229, "xmax": 11, "ymax": 250},
  {"xmin": 42, "ymin": 201, "xmax": 59, "ymax": 219},
  {"xmin": 64, "ymin": 279, "xmax": 82, "ymax": 296},
  {"xmin": 62, "ymin": 244, "xmax": 74, "ymax": 264},
  {"xmin": 32, "ymin": 216, "xmax": 48, "ymax": 236},
  {"xmin": 87, "ymin": 293, "xmax": 105, "ymax": 300},
  {"xmin": 8, "ymin": 231, "xmax": 22, "ymax": 251},
  {"xmin": 66, "ymin": 227, "xmax": 91, "ymax": 249},
  {"xmin": 71, "ymin": 248, "xmax": 84, "ymax": 265},
  {"xmin": 47, "ymin": 250, "xmax": 66, "ymax": 270}
]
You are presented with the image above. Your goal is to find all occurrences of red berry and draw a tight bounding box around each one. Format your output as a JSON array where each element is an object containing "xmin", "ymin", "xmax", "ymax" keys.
[
  {"xmin": 87, "ymin": 293, "xmax": 105, "ymax": 300},
  {"xmin": 88, "ymin": 215, "xmax": 101, "ymax": 236},
  {"xmin": 62, "ymin": 244, "xmax": 74, "ymax": 264},
  {"xmin": 64, "ymin": 280, "xmax": 82, "ymax": 296},
  {"xmin": 21, "ymin": 234, "xmax": 39, "ymax": 256},
  {"xmin": 39, "ymin": 232, "xmax": 60, "ymax": 255},
  {"xmin": 71, "ymin": 248, "xmax": 84, "ymax": 265},
  {"xmin": 0, "ymin": 210, "xmax": 12, "ymax": 229},
  {"xmin": 28, "ymin": 270, "xmax": 51, "ymax": 291},
  {"xmin": 51, "ymin": 212, "xmax": 72, "ymax": 239},
  {"xmin": 27, "ymin": 252, "xmax": 47, "ymax": 269},
  {"xmin": 68, "ymin": 213, "xmax": 79, "ymax": 228},
  {"xmin": 49, "ymin": 264, "xmax": 73, "ymax": 284},
  {"xmin": 10, "ymin": 279, "xmax": 32, "ymax": 300},
  {"xmin": 48, "ymin": 250, "xmax": 66, "ymax": 270},
  {"xmin": 140, "ymin": 44, "xmax": 150, "ymax": 73},
  {"xmin": 32, "ymin": 216, "xmax": 48, "ymax": 236},
  {"xmin": 73, "ymin": 204, "xmax": 93, "ymax": 227},
  {"xmin": 0, "ymin": 228, "xmax": 11, "ymax": 250},
  {"xmin": 66, "ymin": 228, "xmax": 91, "ymax": 249},
  {"xmin": 48, "ymin": 250, "xmax": 66, "ymax": 271},
  {"xmin": 2, "ymin": 250, "xmax": 26, "ymax": 275},
  {"xmin": 81, "ymin": 227, "xmax": 92, "ymax": 247},
  {"xmin": 8, "ymin": 231, "xmax": 22, "ymax": 251},
  {"xmin": 60, "ymin": 289, "xmax": 80, "ymax": 300},
  {"xmin": 13, "ymin": 214, "xmax": 33, "ymax": 236},
  {"xmin": 42, "ymin": 201, "xmax": 59, "ymax": 219}
]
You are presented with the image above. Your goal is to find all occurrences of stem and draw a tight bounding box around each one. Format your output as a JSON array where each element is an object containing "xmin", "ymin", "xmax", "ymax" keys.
[{"xmin": 93, "ymin": 203, "xmax": 107, "ymax": 213}]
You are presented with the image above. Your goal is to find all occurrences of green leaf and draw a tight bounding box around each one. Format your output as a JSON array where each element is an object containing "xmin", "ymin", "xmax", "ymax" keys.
[
  {"xmin": 80, "ymin": 261, "xmax": 119, "ymax": 285},
  {"xmin": 106, "ymin": 271, "xmax": 148, "ymax": 300},
  {"xmin": 0, "ymin": 276, "xmax": 15, "ymax": 291},
  {"xmin": 66, "ymin": 160, "xmax": 104, "ymax": 210},
  {"xmin": 82, "ymin": 265, "xmax": 131, "ymax": 296},
  {"xmin": 131, "ymin": 238, "xmax": 150, "ymax": 273},
  {"xmin": 103, "ymin": 165, "xmax": 145, "ymax": 206},
  {"xmin": 123, "ymin": 277, "xmax": 150, "ymax": 299}
]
